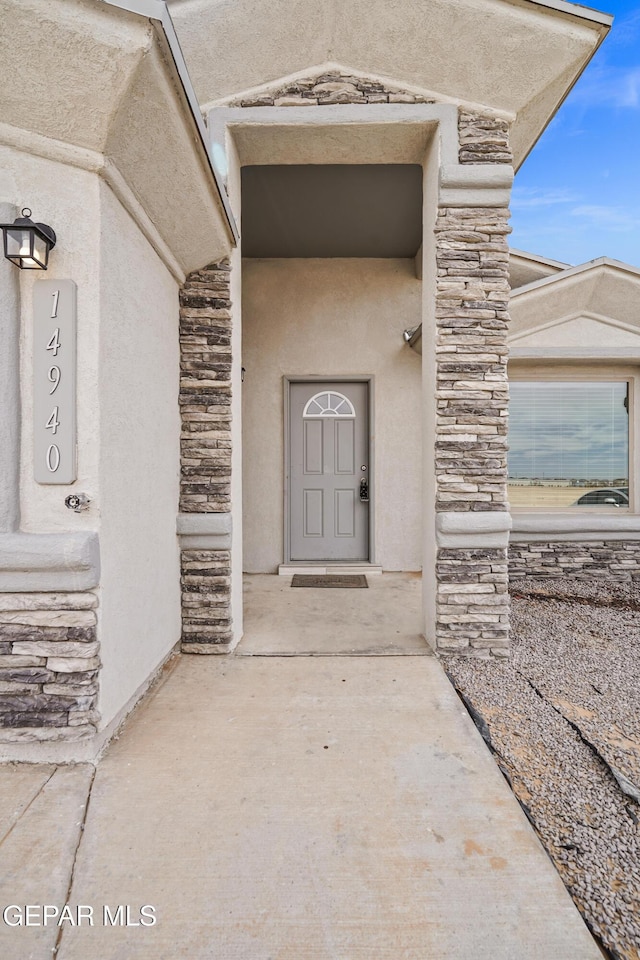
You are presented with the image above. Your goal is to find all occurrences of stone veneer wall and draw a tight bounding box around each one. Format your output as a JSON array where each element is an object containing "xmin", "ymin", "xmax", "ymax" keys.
[
  {"xmin": 509, "ymin": 541, "xmax": 640, "ymax": 580},
  {"xmin": 0, "ymin": 592, "xmax": 100, "ymax": 741},
  {"xmin": 179, "ymin": 71, "xmax": 514, "ymax": 655},
  {"xmin": 434, "ymin": 204, "xmax": 511, "ymax": 656},
  {"xmin": 458, "ymin": 112, "xmax": 511, "ymax": 164},
  {"xmin": 179, "ymin": 260, "xmax": 233, "ymax": 650}
]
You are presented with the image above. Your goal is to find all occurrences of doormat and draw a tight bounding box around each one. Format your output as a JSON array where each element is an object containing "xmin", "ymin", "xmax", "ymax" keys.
[{"xmin": 291, "ymin": 574, "xmax": 368, "ymax": 588}]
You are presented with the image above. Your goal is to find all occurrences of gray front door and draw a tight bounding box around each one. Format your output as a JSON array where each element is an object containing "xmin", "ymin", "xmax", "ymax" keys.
[{"xmin": 289, "ymin": 381, "xmax": 369, "ymax": 561}]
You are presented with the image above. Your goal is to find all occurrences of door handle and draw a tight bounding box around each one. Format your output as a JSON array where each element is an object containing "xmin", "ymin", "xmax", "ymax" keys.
[{"xmin": 359, "ymin": 477, "xmax": 369, "ymax": 502}]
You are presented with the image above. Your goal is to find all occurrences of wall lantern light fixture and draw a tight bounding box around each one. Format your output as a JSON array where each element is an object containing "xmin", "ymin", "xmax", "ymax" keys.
[{"xmin": 0, "ymin": 208, "xmax": 56, "ymax": 270}]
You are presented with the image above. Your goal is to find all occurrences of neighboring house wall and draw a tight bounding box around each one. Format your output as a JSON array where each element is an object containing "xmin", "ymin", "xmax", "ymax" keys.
[
  {"xmin": 509, "ymin": 541, "xmax": 640, "ymax": 579},
  {"xmin": 508, "ymin": 262, "xmax": 640, "ymax": 584},
  {"xmin": 242, "ymin": 258, "xmax": 422, "ymax": 573}
]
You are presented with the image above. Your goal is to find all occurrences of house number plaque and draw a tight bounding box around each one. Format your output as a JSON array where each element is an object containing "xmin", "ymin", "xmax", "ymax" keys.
[{"xmin": 33, "ymin": 279, "xmax": 77, "ymax": 484}]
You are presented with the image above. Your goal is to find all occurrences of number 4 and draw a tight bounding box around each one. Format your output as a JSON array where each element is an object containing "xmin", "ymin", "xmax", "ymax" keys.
[
  {"xmin": 46, "ymin": 328, "xmax": 61, "ymax": 357},
  {"xmin": 45, "ymin": 407, "xmax": 60, "ymax": 435}
]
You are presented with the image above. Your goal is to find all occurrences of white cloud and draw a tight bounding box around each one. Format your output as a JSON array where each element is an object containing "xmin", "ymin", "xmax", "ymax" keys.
[
  {"xmin": 609, "ymin": 9, "xmax": 640, "ymax": 49},
  {"xmin": 510, "ymin": 187, "xmax": 581, "ymax": 209},
  {"xmin": 569, "ymin": 205, "xmax": 640, "ymax": 232},
  {"xmin": 570, "ymin": 66, "xmax": 640, "ymax": 110}
]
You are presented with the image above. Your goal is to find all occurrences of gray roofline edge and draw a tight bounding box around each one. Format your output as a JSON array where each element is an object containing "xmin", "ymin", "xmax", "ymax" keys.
[
  {"xmin": 509, "ymin": 247, "xmax": 571, "ymax": 269},
  {"xmin": 522, "ymin": 0, "xmax": 613, "ymax": 28}
]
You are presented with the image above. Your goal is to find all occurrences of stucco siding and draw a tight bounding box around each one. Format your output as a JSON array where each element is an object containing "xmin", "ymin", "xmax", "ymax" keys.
[
  {"xmin": 0, "ymin": 146, "xmax": 103, "ymax": 534},
  {"xmin": 97, "ymin": 182, "xmax": 181, "ymax": 727},
  {"xmin": 242, "ymin": 258, "xmax": 422, "ymax": 572}
]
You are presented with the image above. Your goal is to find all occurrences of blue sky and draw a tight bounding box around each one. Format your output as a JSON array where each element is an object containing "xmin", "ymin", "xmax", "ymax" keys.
[{"xmin": 510, "ymin": 0, "xmax": 640, "ymax": 268}]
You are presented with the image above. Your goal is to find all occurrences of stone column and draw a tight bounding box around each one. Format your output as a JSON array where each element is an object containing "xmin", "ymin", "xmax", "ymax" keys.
[
  {"xmin": 178, "ymin": 260, "xmax": 234, "ymax": 652},
  {"xmin": 433, "ymin": 114, "xmax": 513, "ymax": 657}
]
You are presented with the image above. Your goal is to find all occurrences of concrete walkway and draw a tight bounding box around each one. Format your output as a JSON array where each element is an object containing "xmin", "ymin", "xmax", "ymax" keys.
[
  {"xmin": 0, "ymin": 653, "xmax": 600, "ymax": 959},
  {"xmin": 242, "ymin": 572, "xmax": 428, "ymax": 655}
]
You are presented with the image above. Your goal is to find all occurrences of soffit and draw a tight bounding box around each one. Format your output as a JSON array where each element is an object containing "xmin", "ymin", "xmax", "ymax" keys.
[
  {"xmin": 0, "ymin": 0, "xmax": 234, "ymax": 273},
  {"xmin": 167, "ymin": 0, "xmax": 610, "ymax": 167},
  {"xmin": 0, "ymin": 0, "xmax": 144, "ymax": 153},
  {"xmin": 509, "ymin": 248, "xmax": 569, "ymax": 290}
]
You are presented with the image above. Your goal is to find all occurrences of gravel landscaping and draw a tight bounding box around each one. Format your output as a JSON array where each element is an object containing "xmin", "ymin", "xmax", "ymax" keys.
[{"xmin": 445, "ymin": 577, "xmax": 640, "ymax": 960}]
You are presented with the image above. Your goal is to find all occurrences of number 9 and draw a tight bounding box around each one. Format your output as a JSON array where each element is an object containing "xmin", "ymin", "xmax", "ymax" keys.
[{"xmin": 48, "ymin": 366, "xmax": 61, "ymax": 394}]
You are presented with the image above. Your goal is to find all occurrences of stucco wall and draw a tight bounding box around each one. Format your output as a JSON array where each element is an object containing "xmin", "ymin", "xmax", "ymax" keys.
[
  {"xmin": 97, "ymin": 182, "xmax": 181, "ymax": 726},
  {"xmin": 242, "ymin": 258, "xmax": 422, "ymax": 572},
  {"xmin": 0, "ymin": 145, "xmax": 103, "ymax": 534}
]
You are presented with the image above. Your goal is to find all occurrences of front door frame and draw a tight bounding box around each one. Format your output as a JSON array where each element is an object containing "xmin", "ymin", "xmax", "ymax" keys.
[{"xmin": 283, "ymin": 375, "xmax": 376, "ymax": 565}]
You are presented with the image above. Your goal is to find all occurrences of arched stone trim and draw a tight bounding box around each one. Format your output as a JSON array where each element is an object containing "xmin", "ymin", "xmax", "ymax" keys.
[{"xmin": 228, "ymin": 70, "xmax": 435, "ymax": 109}]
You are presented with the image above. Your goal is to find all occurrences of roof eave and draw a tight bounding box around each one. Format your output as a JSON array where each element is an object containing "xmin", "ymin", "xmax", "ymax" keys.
[
  {"xmin": 99, "ymin": 0, "xmax": 239, "ymax": 244},
  {"xmin": 514, "ymin": 1, "xmax": 612, "ymax": 171},
  {"xmin": 510, "ymin": 257, "xmax": 640, "ymax": 298}
]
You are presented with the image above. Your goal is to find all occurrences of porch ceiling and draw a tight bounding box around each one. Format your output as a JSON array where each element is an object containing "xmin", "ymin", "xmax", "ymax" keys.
[
  {"xmin": 167, "ymin": 0, "xmax": 611, "ymax": 168},
  {"xmin": 241, "ymin": 164, "xmax": 423, "ymax": 258}
]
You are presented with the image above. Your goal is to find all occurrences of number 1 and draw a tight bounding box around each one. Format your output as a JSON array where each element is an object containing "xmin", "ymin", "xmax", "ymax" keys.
[{"xmin": 51, "ymin": 290, "xmax": 59, "ymax": 319}]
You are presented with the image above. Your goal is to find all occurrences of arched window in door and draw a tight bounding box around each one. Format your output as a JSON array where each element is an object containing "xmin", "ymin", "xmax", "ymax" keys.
[{"xmin": 303, "ymin": 391, "xmax": 356, "ymax": 418}]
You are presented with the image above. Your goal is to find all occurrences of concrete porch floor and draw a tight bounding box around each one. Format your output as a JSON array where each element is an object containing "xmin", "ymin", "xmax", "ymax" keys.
[
  {"xmin": 241, "ymin": 572, "xmax": 429, "ymax": 655},
  {"xmin": 0, "ymin": 649, "xmax": 601, "ymax": 959}
]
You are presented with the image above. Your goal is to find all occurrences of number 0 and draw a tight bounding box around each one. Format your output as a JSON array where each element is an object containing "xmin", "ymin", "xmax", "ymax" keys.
[{"xmin": 46, "ymin": 445, "xmax": 60, "ymax": 472}]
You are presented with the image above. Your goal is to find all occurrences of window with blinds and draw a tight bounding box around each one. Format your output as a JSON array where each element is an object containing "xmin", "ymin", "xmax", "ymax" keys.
[{"xmin": 508, "ymin": 381, "xmax": 629, "ymax": 509}]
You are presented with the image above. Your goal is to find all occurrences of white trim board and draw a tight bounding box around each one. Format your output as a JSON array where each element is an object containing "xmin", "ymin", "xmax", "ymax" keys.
[{"xmin": 507, "ymin": 310, "xmax": 640, "ymax": 344}]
